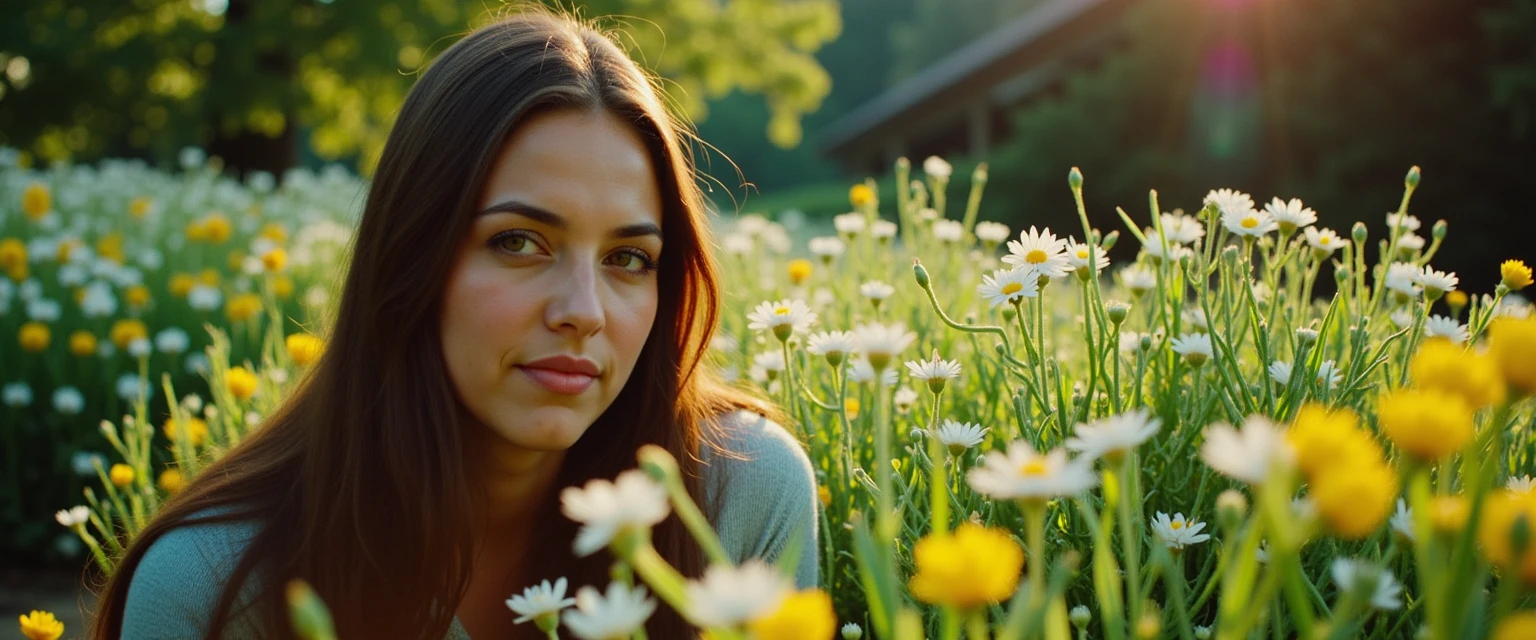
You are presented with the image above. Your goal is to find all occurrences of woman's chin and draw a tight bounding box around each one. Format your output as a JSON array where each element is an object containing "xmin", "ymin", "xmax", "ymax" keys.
[{"xmin": 489, "ymin": 406, "xmax": 592, "ymax": 451}]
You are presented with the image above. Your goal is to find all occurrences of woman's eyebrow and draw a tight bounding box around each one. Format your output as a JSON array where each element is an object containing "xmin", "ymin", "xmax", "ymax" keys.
[{"xmin": 479, "ymin": 200, "xmax": 661, "ymax": 239}]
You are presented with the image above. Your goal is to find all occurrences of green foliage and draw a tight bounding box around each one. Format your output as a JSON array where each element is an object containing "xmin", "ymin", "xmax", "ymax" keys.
[{"xmin": 0, "ymin": 0, "xmax": 840, "ymax": 171}]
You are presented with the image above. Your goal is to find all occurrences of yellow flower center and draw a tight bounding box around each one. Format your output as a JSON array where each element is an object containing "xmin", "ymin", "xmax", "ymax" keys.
[
  {"xmin": 1319, "ymin": 237, "xmax": 1332, "ymax": 246},
  {"xmin": 1241, "ymin": 217, "xmax": 1259, "ymax": 229},
  {"xmin": 1076, "ymin": 249, "xmax": 1089, "ymax": 259},
  {"xmin": 1001, "ymin": 282, "xmax": 1023, "ymax": 295},
  {"xmin": 1025, "ymin": 249, "xmax": 1048, "ymax": 264},
  {"xmin": 1019, "ymin": 459, "xmax": 1048, "ymax": 476},
  {"xmin": 774, "ymin": 306, "xmax": 791, "ymax": 316},
  {"xmin": 1171, "ymin": 520, "xmax": 1185, "ymax": 530}
]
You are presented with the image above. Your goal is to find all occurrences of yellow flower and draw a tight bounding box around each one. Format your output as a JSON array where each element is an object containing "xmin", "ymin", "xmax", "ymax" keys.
[
  {"xmin": 1480, "ymin": 491, "xmax": 1536, "ymax": 585},
  {"xmin": 225, "ymin": 293, "xmax": 264, "ymax": 323},
  {"xmin": 1429, "ymin": 495, "xmax": 1469, "ymax": 534},
  {"xmin": 272, "ymin": 275, "xmax": 294, "ymax": 299},
  {"xmin": 747, "ymin": 589, "xmax": 836, "ymax": 640},
  {"xmin": 286, "ymin": 333, "xmax": 325, "ymax": 366},
  {"xmin": 96, "ymin": 232, "xmax": 125, "ymax": 264},
  {"xmin": 185, "ymin": 219, "xmax": 207, "ymax": 242},
  {"xmin": 125, "ymin": 285, "xmax": 151, "ymax": 308},
  {"xmin": 1493, "ymin": 611, "xmax": 1536, "ymax": 640},
  {"xmin": 19, "ymin": 322, "xmax": 50, "ymax": 352},
  {"xmin": 843, "ymin": 397, "xmax": 860, "ymax": 420},
  {"xmin": 849, "ymin": 183, "xmax": 875, "ymax": 209},
  {"xmin": 7, "ymin": 262, "xmax": 28, "ymax": 282},
  {"xmin": 262, "ymin": 247, "xmax": 288, "ymax": 272},
  {"xmin": 129, "ymin": 196, "xmax": 153, "ymax": 220},
  {"xmin": 110, "ymin": 318, "xmax": 148, "ymax": 348},
  {"xmin": 1287, "ymin": 404, "xmax": 1381, "ymax": 478},
  {"xmin": 260, "ymin": 222, "xmax": 288, "ymax": 242},
  {"xmin": 227, "ymin": 366, "xmax": 259, "ymax": 400},
  {"xmin": 1490, "ymin": 318, "xmax": 1536, "ymax": 396},
  {"xmin": 0, "ymin": 237, "xmax": 25, "ymax": 269},
  {"xmin": 1310, "ymin": 461, "xmax": 1397, "ymax": 540},
  {"xmin": 54, "ymin": 238, "xmax": 75, "ymax": 263},
  {"xmin": 22, "ymin": 182, "xmax": 51, "ymax": 221},
  {"xmin": 1445, "ymin": 290, "xmax": 1469, "ymax": 310},
  {"xmin": 227, "ymin": 250, "xmax": 247, "ymax": 271},
  {"xmin": 69, "ymin": 331, "xmax": 98, "ymax": 357},
  {"xmin": 788, "ymin": 259, "xmax": 813, "ymax": 286},
  {"xmin": 1409, "ymin": 338, "xmax": 1505, "ymax": 408},
  {"xmin": 18, "ymin": 609, "xmax": 64, "ymax": 640},
  {"xmin": 163, "ymin": 417, "xmax": 209, "ymax": 447},
  {"xmin": 817, "ymin": 485, "xmax": 832, "ymax": 508},
  {"xmin": 909, "ymin": 523, "xmax": 1024, "ymax": 609},
  {"xmin": 110, "ymin": 463, "xmax": 136, "ymax": 488},
  {"xmin": 1503, "ymin": 260, "xmax": 1534, "ymax": 292},
  {"xmin": 158, "ymin": 469, "xmax": 187, "ymax": 494},
  {"xmin": 199, "ymin": 268, "xmax": 221, "ymax": 286},
  {"xmin": 202, "ymin": 213, "xmax": 233, "ymax": 243},
  {"xmin": 1378, "ymin": 388, "xmax": 1474, "ymax": 462},
  {"xmin": 169, "ymin": 273, "xmax": 196, "ymax": 297}
]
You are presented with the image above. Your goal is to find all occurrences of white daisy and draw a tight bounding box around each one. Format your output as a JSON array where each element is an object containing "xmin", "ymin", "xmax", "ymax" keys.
[
  {"xmin": 751, "ymin": 351, "xmax": 786, "ymax": 381},
  {"xmin": 851, "ymin": 322, "xmax": 916, "ymax": 370},
  {"xmin": 685, "ymin": 560, "xmax": 791, "ymax": 628},
  {"xmin": 1414, "ymin": 266, "xmax": 1458, "ymax": 297},
  {"xmin": 933, "ymin": 220, "xmax": 964, "ymax": 243},
  {"xmin": 3, "ymin": 382, "xmax": 32, "ymax": 408},
  {"xmin": 1065, "ymin": 237, "xmax": 1111, "ymax": 275},
  {"xmin": 1507, "ymin": 475, "xmax": 1536, "ymax": 494},
  {"xmin": 1199, "ymin": 415, "xmax": 1294, "ymax": 486},
  {"xmin": 735, "ymin": 214, "xmax": 770, "ymax": 235},
  {"xmin": 154, "ymin": 328, "xmax": 190, "ymax": 354},
  {"xmin": 1205, "ymin": 188, "xmax": 1256, "ymax": 220},
  {"xmin": 1390, "ymin": 308, "xmax": 1415, "ymax": 330},
  {"xmin": 1118, "ymin": 266, "xmax": 1158, "ymax": 297},
  {"xmin": 860, "ymin": 280, "xmax": 895, "ymax": 302},
  {"xmin": 967, "ymin": 442, "xmax": 1098, "ymax": 502},
  {"xmin": 1424, "ymin": 315, "xmax": 1469, "ymax": 344},
  {"xmin": 978, "ymin": 267, "xmax": 1040, "ymax": 307},
  {"xmin": 1267, "ymin": 361, "xmax": 1294, "ymax": 385},
  {"xmin": 806, "ymin": 331, "xmax": 855, "ymax": 364},
  {"xmin": 1065, "ymin": 408, "xmax": 1160, "ymax": 462},
  {"xmin": 1263, "ymin": 197, "xmax": 1317, "ymax": 233},
  {"xmin": 872, "ymin": 220, "xmax": 897, "ymax": 240},
  {"xmin": 934, "ymin": 420, "xmax": 989, "ymax": 454},
  {"xmin": 721, "ymin": 233, "xmax": 753, "ymax": 255},
  {"xmin": 55, "ymin": 505, "xmax": 90, "ymax": 528},
  {"xmin": 1396, "ymin": 233, "xmax": 1426, "ymax": 253},
  {"xmin": 809, "ymin": 236, "xmax": 845, "ymax": 260},
  {"xmin": 561, "ymin": 582, "xmax": 658, "ymax": 640},
  {"xmin": 833, "ymin": 212, "xmax": 867, "ymax": 237},
  {"xmin": 1390, "ymin": 499, "xmax": 1414, "ymax": 543},
  {"xmin": 975, "ymin": 221, "xmax": 1011, "ymax": 245},
  {"xmin": 1315, "ymin": 360, "xmax": 1343, "ymax": 389},
  {"xmin": 53, "ymin": 386, "xmax": 84, "ymax": 415},
  {"xmin": 746, "ymin": 299, "xmax": 817, "ymax": 342},
  {"xmin": 893, "ymin": 386, "xmax": 919, "ymax": 412},
  {"xmin": 1384, "ymin": 263, "xmax": 1421, "ymax": 298},
  {"xmin": 847, "ymin": 356, "xmax": 898, "ymax": 386},
  {"xmin": 1221, "ymin": 205, "xmax": 1276, "ymax": 238},
  {"xmin": 1118, "ymin": 331, "xmax": 1147, "ymax": 354},
  {"xmin": 1142, "ymin": 239, "xmax": 1192, "ymax": 264},
  {"xmin": 1495, "ymin": 297, "xmax": 1533, "ymax": 319},
  {"xmin": 1158, "ymin": 212, "xmax": 1205, "ymax": 245},
  {"xmin": 923, "ymin": 155, "xmax": 953, "ymax": 179},
  {"xmin": 905, "ymin": 352, "xmax": 962, "ymax": 388},
  {"xmin": 841, "ymin": 622, "xmax": 864, "ymax": 640},
  {"xmin": 1170, "ymin": 332, "xmax": 1214, "ymax": 367},
  {"xmin": 506, "ymin": 577, "xmax": 577, "ymax": 625},
  {"xmin": 116, "ymin": 373, "xmax": 148, "ymax": 402},
  {"xmin": 1386, "ymin": 212, "xmax": 1421, "ymax": 232},
  {"xmin": 1003, "ymin": 227, "xmax": 1072, "ymax": 278},
  {"xmin": 560, "ymin": 469, "xmax": 671, "ymax": 557},
  {"xmin": 1182, "ymin": 308, "xmax": 1209, "ymax": 332},
  {"xmin": 1151, "ymin": 512, "xmax": 1211, "ymax": 551},
  {"xmin": 1331, "ymin": 558, "xmax": 1403, "ymax": 611},
  {"xmin": 1304, "ymin": 227, "xmax": 1345, "ymax": 255}
]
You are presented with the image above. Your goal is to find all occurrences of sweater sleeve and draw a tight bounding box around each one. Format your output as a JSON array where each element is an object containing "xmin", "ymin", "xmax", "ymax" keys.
[
  {"xmin": 121, "ymin": 518, "xmax": 264, "ymax": 639},
  {"xmin": 704, "ymin": 410, "xmax": 821, "ymax": 589}
]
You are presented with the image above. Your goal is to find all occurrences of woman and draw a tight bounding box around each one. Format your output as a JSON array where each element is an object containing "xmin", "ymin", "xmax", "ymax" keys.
[{"xmin": 89, "ymin": 9, "xmax": 819, "ymax": 640}]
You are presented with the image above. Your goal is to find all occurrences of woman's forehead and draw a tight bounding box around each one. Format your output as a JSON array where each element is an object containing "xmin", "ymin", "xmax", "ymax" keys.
[{"xmin": 478, "ymin": 109, "xmax": 663, "ymax": 230}]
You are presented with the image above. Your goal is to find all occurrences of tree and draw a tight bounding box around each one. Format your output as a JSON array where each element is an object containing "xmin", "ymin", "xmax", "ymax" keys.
[{"xmin": 0, "ymin": 0, "xmax": 840, "ymax": 175}]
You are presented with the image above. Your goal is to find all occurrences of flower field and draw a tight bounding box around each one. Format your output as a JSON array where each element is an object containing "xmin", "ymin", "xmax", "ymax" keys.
[{"xmin": 9, "ymin": 149, "xmax": 1536, "ymax": 639}]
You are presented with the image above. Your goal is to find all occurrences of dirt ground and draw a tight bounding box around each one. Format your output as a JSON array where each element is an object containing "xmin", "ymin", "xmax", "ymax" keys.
[{"xmin": 2, "ymin": 568, "xmax": 97, "ymax": 640}]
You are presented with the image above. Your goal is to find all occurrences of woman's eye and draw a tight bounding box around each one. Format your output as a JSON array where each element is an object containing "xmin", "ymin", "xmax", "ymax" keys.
[
  {"xmin": 607, "ymin": 249, "xmax": 658, "ymax": 274},
  {"xmin": 491, "ymin": 231, "xmax": 541, "ymax": 256}
]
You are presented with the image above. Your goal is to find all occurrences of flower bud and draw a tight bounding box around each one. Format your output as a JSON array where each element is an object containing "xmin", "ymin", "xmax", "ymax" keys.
[
  {"xmin": 1217, "ymin": 489, "xmax": 1248, "ymax": 530},
  {"xmin": 896, "ymin": 157, "xmax": 910, "ymax": 173},
  {"xmin": 1102, "ymin": 230, "xmax": 1119, "ymax": 252},
  {"xmin": 913, "ymin": 261, "xmax": 931, "ymax": 289},
  {"xmin": 1222, "ymin": 245, "xmax": 1240, "ymax": 265},
  {"xmin": 842, "ymin": 622, "xmax": 864, "ymax": 640},
  {"xmin": 1335, "ymin": 266, "xmax": 1351, "ymax": 287},
  {"xmin": 1106, "ymin": 301, "xmax": 1131, "ymax": 325},
  {"xmin": 1432, "ymin": 219, "xmax": 1447, "ymax": 241},
  {"xmin": 1296, "ymin": 328, "xmax": 1318, "ymax": 347},
  {"xmin": 1070, "ymin": 605, "xmax": 1092, "ymax": 629},
  {"xmin": 1068, "ymin": 167, "xmax": 1084, "ymax": 190},
  {"xmin": 1352, "ymin": 222, "xmax": 1368, "ymax": 245},
  {"xmin": 1139, "ymin": 335, "xmax": 1153, "ymax": 352},
  {"xmin": 1406, "ymin": 165, "xmax": 1421, "ymax": 189},
  {"xmin": 972, "ymin": 163, "xmax": 989, "ymax": 185}
]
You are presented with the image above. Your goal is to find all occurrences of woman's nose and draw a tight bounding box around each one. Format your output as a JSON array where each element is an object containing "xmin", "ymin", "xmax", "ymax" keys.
[{"xmin": 544, "ymin": 261, "xmax": 604, "ymax": 337}]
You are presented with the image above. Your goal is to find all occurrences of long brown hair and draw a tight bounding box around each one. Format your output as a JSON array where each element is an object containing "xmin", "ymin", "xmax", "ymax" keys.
[{"xmin": 91, "ymin": 9, "xmax": 772, "ymax": 639}]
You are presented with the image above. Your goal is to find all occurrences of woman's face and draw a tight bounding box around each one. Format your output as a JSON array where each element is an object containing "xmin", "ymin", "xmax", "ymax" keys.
[{"xmin": 442, "ymin": 109, "xmax": 663, "ymax": 453}]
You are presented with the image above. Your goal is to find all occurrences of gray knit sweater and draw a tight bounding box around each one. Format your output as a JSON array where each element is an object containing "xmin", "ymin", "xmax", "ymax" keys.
[{"xmin": 119, "ymin": 410, "xmax": 819, "ymax": 639}]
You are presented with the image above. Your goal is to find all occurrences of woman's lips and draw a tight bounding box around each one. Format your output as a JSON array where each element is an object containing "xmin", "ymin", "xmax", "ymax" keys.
[{"xmin": 516, "ymin": 366, "xmax": 596, "ymax": 394}]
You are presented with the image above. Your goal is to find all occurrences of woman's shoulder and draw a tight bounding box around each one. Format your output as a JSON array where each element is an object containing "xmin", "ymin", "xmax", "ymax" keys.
[
  {"xmin": 699, "ymin": 409, "xmax": 820, "ymax": 588},
  {"xmin": 122, "ymin": 507, "xmax": 266, "ymax": 638}
]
